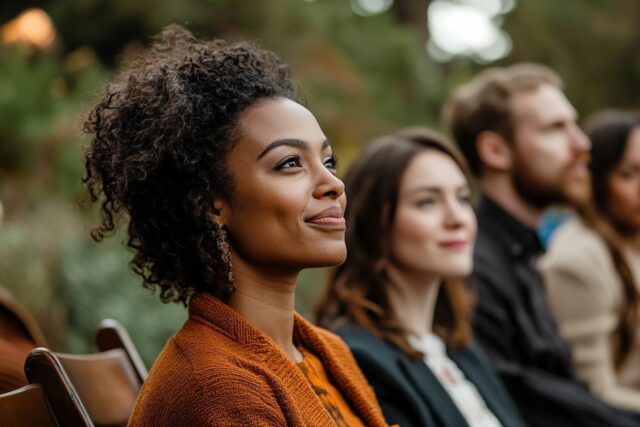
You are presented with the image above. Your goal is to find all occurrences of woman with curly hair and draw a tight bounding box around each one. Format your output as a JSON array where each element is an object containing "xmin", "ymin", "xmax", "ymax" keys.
[
  {"xmin": 83, "ymin": 25, "xmax": 389, "ymax": 427},
  {"xmin": 316, "ymin": 128, "xmax": 525, "ymax": 427}
]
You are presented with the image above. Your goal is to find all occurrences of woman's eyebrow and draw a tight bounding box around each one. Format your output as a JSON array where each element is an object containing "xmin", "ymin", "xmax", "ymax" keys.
[
  {"xmin": 407, "ymin": 184, "xmax": 469, "ymax": 196},
  {"xmin": 407, "ymin": 186, "xmax": 441, "ymax": 196},
  {"xmin": 257, "ymin": 138, "xmax": 330, "ymax": 160}
]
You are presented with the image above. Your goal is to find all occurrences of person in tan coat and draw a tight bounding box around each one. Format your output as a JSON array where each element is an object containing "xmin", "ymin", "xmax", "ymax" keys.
[
  {"xmin": 82, "ymin": 25, "xmax": 389, "ymax": 426},
  {"xmin": 541, "ymin": 111, "xmax": 640, "ymax": 411}
]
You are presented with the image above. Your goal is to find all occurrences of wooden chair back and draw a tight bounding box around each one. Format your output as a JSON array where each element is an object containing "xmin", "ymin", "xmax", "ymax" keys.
[
  {"xmin": 25, "ymin": 348, "xmax": 94, "ymax": 426},
  {"xmin": 27, "ymin": 346, "xmax": 141, "ymax": 427},
  {"xmin": 0, "ymin": 383, "xmax": 61, "ymax": 427},
  {"xmin": 95, "ymin": 319, "xmax": 148, "ymax": 384}
]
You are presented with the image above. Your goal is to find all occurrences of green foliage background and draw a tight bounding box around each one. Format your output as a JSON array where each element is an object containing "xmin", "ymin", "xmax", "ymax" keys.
[{"xmin": 0, "ymin": 0, "xmax": 638, "ymax": 365}]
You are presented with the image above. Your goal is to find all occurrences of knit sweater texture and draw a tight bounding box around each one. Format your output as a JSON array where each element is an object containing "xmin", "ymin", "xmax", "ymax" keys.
[{"xmin": 128, "ymin": 292, "xmax": 389, "ymax": 426}]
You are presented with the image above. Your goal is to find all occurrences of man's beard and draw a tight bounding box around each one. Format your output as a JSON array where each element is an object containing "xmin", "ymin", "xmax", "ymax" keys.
[{"xmin": 511, "ymin": 153, "xmax": 591, "ymax": 210}]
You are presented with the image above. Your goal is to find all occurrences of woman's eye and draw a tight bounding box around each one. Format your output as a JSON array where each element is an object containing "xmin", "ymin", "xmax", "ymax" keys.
[
  {"xmin": 620, "ymin": 172, "xmax": 632, "ymax": 180},
  {"xmin": 458, "ymin": 193, "xmax": 472, "ymax": 204},
  {"xmin": 275, "ymin": 156, "xmax": 302, "ymax": 170},
  {"xmin": 417, "ymin": 199, "xmax": 436, "ymax": 207},
  {"xmin": 619, "ymin": 169, "xmax": 638, "ymax": 180},
  {"xmin": 323, "ymin": 155, "xmax": 338, "ymax": 170}
]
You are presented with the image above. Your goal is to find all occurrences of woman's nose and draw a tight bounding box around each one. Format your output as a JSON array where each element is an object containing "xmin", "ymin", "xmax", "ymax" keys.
[
  {"xmin": 313, "ymin": 166, "xmax": 345, "ymax": 200},
  {"xmin": 443, "ymin": 199, "xmax": 465, "ymax": 228}
]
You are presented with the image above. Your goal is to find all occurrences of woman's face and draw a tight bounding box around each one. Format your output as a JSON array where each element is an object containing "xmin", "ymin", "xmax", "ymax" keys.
[
  {"xmin": 219, "ymin": 98, "xmax": 347, "ymax": 271},
  {"xmin": 607, "ymin": 127, "xmax": 640, "ymax": 233},
  {"xmin": 389, "ymin": 149, "xmax": 476, "ymax": 278}
]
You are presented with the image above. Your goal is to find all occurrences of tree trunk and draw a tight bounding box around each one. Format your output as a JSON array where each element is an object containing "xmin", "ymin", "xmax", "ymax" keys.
[{"xmin": 391, "ymin": 0, "xmax": 432, "ymax": 41}]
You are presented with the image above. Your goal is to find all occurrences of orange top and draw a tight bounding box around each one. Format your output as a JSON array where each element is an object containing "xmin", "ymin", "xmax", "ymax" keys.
[
  {"xmin": 297, "ymin": 346, "xmax": 366, "ymax": 427},
  {"xmin": 129, "ymin": 292, "xmax": 390, "ymax": 426}
]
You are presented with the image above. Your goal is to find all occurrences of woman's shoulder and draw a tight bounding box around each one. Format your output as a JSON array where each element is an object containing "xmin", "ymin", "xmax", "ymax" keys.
[
  {"xmin": 542, "ymin": 217, "xmax": 611, "ymax": 268},
  {"xmin": 146, "ymin": 318, "xmax": 279, "ymax": 392},
  {"xmin": 334, "ymin": 322, "xmax": 386, "ymax": 347},
  {"xmin": 332, "ymin": 322, "xmax": 405, "ymax": 363},
  {"xmin": 146, "ymin": 326, "xmax": 251, "ymax": 383},
  {"xmin": 546, "ymin": 217, "xmax": 608, "ymax": 258},
  {"xmin": 131, "ymin": 327, "xmax": 286, "ymax": 425},
  {"xmin": 295, "ymin": 316, "xmax": 386, "ymax": 364}
]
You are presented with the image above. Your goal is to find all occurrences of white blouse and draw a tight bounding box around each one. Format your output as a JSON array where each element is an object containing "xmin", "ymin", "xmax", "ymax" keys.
[{"xmin": 409, "ymin": 333, "xmax": 502, "ymax": 427}]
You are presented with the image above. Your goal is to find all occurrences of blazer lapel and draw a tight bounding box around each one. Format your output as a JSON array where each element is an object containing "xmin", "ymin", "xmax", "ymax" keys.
[
  {"xmin": 450, "ymin": 349, "xmax": 514, "ymax": 427},
  {"xmin": 398, "ymin": 357, "xmax": 469, "ymax": 427}
]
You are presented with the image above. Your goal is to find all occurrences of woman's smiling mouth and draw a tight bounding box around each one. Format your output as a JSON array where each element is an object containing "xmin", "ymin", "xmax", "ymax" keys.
[{"xmin": 305, "ymin": 207, "xmax": 346, "ymax": 229}]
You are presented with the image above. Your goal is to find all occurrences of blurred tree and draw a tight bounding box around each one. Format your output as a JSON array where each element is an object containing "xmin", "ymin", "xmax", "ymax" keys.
[
  {"xmin": 0, "ymin": 0, "xmax": 638, "ymax": 365},
  {"xmin": 392, "ymin": 0, "xmax": 431, "ymax": 41},
  {"xmin": 504, "ymin": 0, "xmax": 640, "ymax": 116}
]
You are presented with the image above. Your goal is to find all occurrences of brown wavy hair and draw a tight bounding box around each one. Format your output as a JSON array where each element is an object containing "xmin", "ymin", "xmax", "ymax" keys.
[
  {"xmin": 82, "ymin": 25, "xmax": 299, "ymax": 304},
  {"xmin": 315, "ymin": 128, "xmax": 473, "ymax": 358},
  {"xmin": 580, "ymin": 110, "xmax": 640, "ymax": 369}
]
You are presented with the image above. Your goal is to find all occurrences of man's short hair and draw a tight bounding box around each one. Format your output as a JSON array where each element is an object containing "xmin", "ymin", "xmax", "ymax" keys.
[{"xmin": 442, "ymin": 63, "xmax": 562, "ymax": 176}]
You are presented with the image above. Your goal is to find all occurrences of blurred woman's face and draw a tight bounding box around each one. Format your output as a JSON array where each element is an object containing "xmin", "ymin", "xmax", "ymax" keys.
[
  {"xmin": 389, "ymin": 150, "xmax": 476, "ymax": 278},
  {"xmin": 607, "ymin": 127, "xmax": 640, "ymax": 234},
  {"xmin": 220, "ymin": 97, "xmax": 347, "ymax": 271}
]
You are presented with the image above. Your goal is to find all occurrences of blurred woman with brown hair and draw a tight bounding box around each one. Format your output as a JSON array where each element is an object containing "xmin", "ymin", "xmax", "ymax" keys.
[
  {"xmin": 541, "ymin": 111, "xmax": 640, "ymax": 411},
  {"xmin": 316, "ymin": 128, "xmax": 525, "ymax": 427}
]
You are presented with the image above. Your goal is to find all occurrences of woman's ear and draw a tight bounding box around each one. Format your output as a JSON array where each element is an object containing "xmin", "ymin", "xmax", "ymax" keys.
[
  {"xmin": 210, "ymin": 199, "xmax": 227, "ymax": 226},
  {"xmin": 475, "ymin": 130, "xmax": 513, "ymax": 172}
]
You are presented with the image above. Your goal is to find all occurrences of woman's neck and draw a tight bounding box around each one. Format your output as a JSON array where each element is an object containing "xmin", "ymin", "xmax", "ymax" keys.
[
  {"xmin": 385, "ymin": 264, "xmax": 441, "ymax": 337},
  {"xmin": 227, "ymin": 261, "xmax": 302, "ymax": 362},
  {"xmin": 615, "ymin": 226, "xmax": 640, "ymax": 249},
  {"xmin": 603, "ymin": 215, "xmax": 640, "ymax": 250},
  {"xmin": 618, "ymin": 234, "xmax": 640, "ymax": 250}
]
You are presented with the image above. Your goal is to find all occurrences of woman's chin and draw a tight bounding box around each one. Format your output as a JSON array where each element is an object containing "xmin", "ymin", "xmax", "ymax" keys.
[
  {"xmin": 305, "ymin": 248, "xmax": 347, "ymax": 268},
  {"xmin": 433, "ymin": 261, "xmax": 473, "ymax": 280}
]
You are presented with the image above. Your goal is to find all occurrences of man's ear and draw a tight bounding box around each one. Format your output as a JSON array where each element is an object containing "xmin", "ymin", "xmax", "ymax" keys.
[{"xmin": 476, "ymin": 130, "xmax": 513, "ymax": 172}]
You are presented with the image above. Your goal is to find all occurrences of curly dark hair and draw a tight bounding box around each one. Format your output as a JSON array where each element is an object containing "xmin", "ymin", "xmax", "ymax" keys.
[{"xmin": 82, "ymin": 25, "xmax": 300, "ymax": 304}]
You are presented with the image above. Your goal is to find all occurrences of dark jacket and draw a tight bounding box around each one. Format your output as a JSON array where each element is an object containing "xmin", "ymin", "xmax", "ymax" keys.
[
  {"xmin": 336, "ymin": 323, "xmax": 526, "ymax": 427},
  {"xmin": 472, "ymin": 196, "xmax": 640, "ymax": 427}
]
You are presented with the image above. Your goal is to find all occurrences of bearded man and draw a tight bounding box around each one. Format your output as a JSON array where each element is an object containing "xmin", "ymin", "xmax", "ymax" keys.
[{"xmin": 444, "ymin": 63, "xmax": 640, "ymax": 426}]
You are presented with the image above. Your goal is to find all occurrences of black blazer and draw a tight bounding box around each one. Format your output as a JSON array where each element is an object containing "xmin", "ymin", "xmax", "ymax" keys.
[{"xmin": 336, "ymin": 323, "xmax": 526, "ymax": 427}]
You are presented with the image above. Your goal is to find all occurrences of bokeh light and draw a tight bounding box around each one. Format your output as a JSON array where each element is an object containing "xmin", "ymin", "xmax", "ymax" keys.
[
  {"xmin": 1, "ymin": 8, "xmax": 56, "ymax": 49},
  {"xmin": 427, "ymin": 0, "xmax": 515, "ymax": 63},
  {"xmin": 351, "ymin": 0, "xmax": 394, "ymax": 17}
]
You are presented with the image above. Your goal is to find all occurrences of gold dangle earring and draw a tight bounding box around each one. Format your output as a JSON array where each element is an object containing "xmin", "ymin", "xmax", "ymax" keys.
[{"xmin": 216, "ymin": 225, "xmax": 235, "ymax": 298}]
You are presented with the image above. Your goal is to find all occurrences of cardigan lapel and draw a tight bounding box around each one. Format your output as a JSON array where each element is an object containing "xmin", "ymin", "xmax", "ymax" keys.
[
  {"xmin": 260, "ymin": 343, "xmax": 339, "ymax": 427},
  {"xmin": 295, "ymin": 315, "xmax": 390, "ymax": 427},
  {"xmin": 398, "ymin": 356, "xmax": 469, "ymax": 427}
]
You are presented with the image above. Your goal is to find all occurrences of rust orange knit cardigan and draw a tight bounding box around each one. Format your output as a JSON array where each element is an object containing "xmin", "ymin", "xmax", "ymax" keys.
[{"xmin": 128, "ymin": 292, "xmax": 390, "ymax": 426}]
